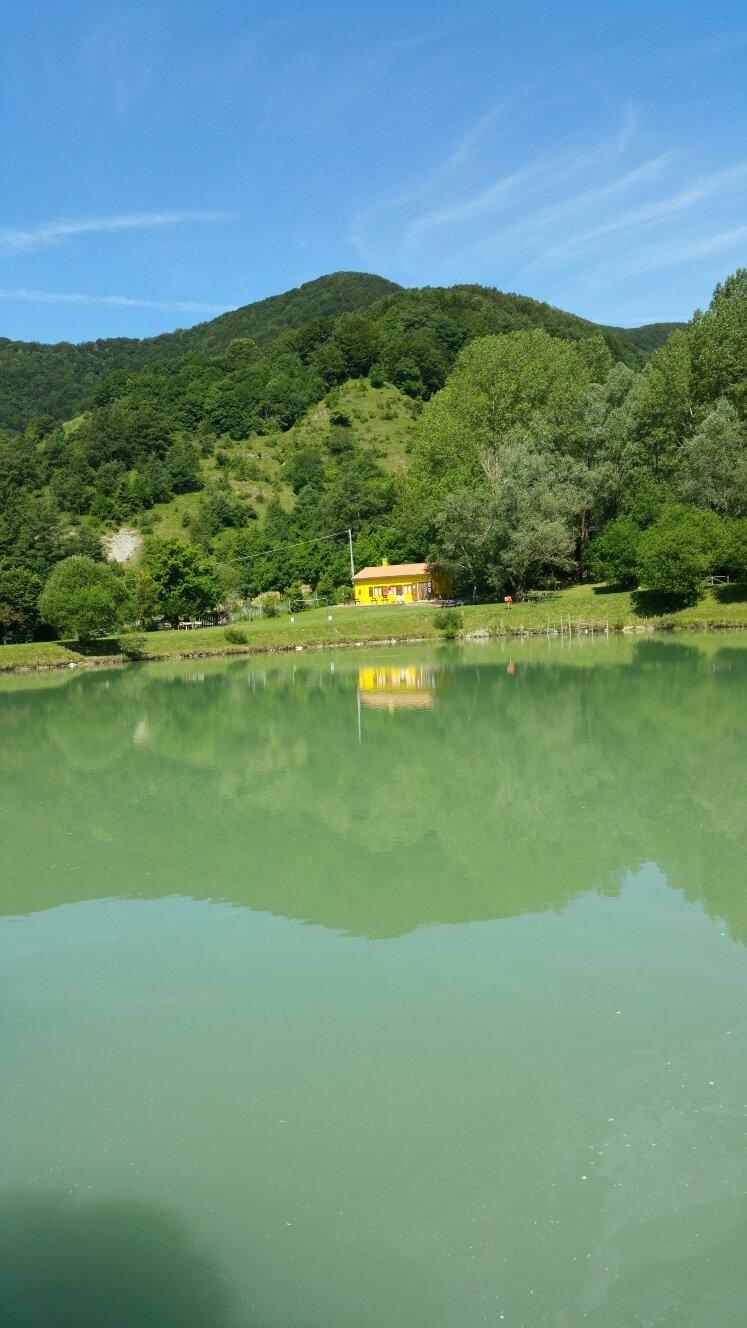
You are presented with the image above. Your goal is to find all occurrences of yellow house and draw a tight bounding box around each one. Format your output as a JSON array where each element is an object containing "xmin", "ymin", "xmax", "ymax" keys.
[{"xmin": 352, "ymin": 560, "xmax": 451, "ymax": 605}]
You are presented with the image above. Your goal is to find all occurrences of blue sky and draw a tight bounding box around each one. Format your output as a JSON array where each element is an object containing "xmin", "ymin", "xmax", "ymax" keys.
[{"xmin": 1, "ymin": 0, "xmax": 745, "ymax": 342}]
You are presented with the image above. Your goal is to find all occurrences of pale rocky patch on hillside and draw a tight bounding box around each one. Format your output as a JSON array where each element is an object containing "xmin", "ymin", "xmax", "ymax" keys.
[{"xmin": 103, "ymin": 526, "xmax": 143, "ymax": 564}]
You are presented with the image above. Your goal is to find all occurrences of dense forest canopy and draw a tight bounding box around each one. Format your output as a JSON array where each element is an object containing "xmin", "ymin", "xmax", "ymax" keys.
[
  {"xmin": 0, "ymin": 271, "xmax": 675, "ymax": 432},
  {"xmin": 0, "ymin": 267, "xmax": 743, "ymax": 640}
]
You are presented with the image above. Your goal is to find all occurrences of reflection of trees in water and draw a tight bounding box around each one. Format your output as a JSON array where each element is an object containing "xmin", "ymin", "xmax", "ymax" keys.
[
  {"xmin": 1, "ymin": 642, "xmax": 745, "ymax": 940},
  {"xmin": 0, "ymin": 1191, "xmax": 230, "ymax": 1328}
]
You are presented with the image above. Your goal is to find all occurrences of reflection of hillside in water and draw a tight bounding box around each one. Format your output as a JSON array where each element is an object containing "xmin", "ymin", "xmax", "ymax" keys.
[{"xmin": 1, "ymin": 640, "xmax": 745, "ymax": 941}]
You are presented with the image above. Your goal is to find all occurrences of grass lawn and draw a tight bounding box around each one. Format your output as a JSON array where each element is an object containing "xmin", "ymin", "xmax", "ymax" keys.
[{"xmin": 1, "ymin": 583, "xmax": 745, "ymax": 673}]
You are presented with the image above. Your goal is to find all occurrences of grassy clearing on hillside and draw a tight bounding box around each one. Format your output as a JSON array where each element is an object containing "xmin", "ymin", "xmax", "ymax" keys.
[
  {"xmin": 288, "ymin": 378, "xmax": 419, "ymax": 473},
  {"xmin": 2, "ymin": 584, "xmax": 745, "ymax": 673},
  {"xmin": 138, "ymin": 378, "xmax": 418, "ymax": 545}
]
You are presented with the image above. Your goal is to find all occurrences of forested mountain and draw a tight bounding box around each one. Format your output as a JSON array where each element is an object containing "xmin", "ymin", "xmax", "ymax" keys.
[
  {"xmin": 1, "ymin": 267, "xmax": 744, "ymax": 642},
  {"xmin": 0, "ymin": 271, "xmax": 656, "ymax": 432},
  {"xmin": 0, "ymin": 272, "xmax": 399, "ymax": 430},
  {"xmin": 604, "ymin": 321, "xmax": 685, "ymax": 353}
]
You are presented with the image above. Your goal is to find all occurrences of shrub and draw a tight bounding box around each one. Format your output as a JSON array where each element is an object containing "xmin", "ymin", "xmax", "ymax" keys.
[
  {"xmin": 637, "ymin": 506, "xmax": 726, "ymax": 601},
  {"xmin": 316, "ymin": 574, "xmax": 336, "ymax": 606},
  {"xmin": 120, "ymin": 632, "xmax": 147, "ymax": 660},
  {"xmin": 286, "ymin": 584, "xmax": 305, "ymax": 613},
  {"xmin": 587, "ymin": 517, "xmax": 641, "ymax": 587},
  {"xmin": 722, "ymin": 518, "xmax": 747, "ymax": 583},
  {"xmin": 224, "ymin": 625, "xmax": 248, "ymax": 645},
  {"xmin": 433, "ymin": 607, "xmax": 463, "ymax": 639},
  {"xmin": 262, "ymin": 598, "xmax": 278, "ymax": 618}
]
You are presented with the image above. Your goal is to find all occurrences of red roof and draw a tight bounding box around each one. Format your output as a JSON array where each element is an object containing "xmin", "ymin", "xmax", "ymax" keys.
[{"xmin": 352, "ymin": 562, "xmax": 431, "ymax": 583}]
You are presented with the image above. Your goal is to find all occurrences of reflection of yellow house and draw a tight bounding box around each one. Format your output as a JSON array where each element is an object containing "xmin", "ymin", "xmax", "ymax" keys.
[
  {"xmin": 352, "ymin": 560, "xmax": 451, "ymax": 605},
  {"xmin": 358, "ymin": 665, "xmax": 436, "ymax": 710}
]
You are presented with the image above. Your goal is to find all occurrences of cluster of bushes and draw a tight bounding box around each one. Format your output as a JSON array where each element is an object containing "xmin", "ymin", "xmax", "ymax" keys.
[
  {"xmin": 0, "ymin": 539, "xmax": 222, "ymax": 644},
  {"xmin": 589, "ymin": 508, "xmax": 747, "ymax": 600},
  {"xmin": 0, "ymin": 534, "xmax": 359, "ymax": 646}
]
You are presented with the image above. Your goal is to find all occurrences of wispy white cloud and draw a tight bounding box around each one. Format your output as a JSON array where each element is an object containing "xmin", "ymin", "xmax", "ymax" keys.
[
  {"xmin": 351, "ymin": 105, "xmax": 642, "ymax": 267},
  {"xmin": 428, "ymin": 153, "xmax": 675, "ymax": 281},
  {"xmin": 569, "ymin": 225, "xmax": 747, "ymax": 291},
  {"xmin": 348, "ymin": 97, "xmax": 746, "ymax": 310},
  {"xmin": 347, "ymin": 90, "xmax": 540, "ymax": 254},
  {"xmin": 0, "ymin": 289, "xmax": 231, "ymax": 313},
  {"xmin": 405, "ymin": 109, "xmax": 640, "ymax": 247},
  {"xmin": 0, "ymin": 211, "xmax": 232, "ymax": 256},
  {"xmin": 526, "ymin": 164, "xmax": 747, "ymax": 272},
  {"xmin": 516, "ymin": 154, "xmax": 676, "ymax": 237}
]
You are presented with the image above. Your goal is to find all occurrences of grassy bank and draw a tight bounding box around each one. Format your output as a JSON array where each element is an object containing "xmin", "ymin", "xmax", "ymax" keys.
[{"xmin": 1, "ymin": 582, "xmax": 746, "ymax": 672}]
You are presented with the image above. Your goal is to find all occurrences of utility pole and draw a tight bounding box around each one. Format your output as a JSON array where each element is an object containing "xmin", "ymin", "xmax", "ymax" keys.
[{"xmin": 348, "ymin": 528, "xmax": 355, "ymax": 580}]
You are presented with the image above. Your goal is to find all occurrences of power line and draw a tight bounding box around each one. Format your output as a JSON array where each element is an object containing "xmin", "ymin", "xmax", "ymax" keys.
[{"xmin": 231, "ymin": 526, "xmax": 356, "ymax": 567}]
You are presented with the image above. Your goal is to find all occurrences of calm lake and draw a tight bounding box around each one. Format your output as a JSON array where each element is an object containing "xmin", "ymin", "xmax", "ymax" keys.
[{"xmin": 1, "ymin": 635, "xmax": 745, "ymax": 1327}]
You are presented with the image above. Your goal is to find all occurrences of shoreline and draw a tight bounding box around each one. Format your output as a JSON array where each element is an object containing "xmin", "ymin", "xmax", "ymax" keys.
[{"xmin": 2, "ymin": 598, "xmax": 745, "ymax": 675}]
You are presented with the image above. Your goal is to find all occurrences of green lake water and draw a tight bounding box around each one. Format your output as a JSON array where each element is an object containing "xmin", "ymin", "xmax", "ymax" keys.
[{"xmin": 1, "ymin": 634, "xmax": 745, "ymax": 1327}]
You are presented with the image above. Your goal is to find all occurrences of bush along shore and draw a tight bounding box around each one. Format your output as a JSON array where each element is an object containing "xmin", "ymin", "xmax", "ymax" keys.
[{"xmin": 1, "ymin": 584, "xmax": 745, "ymax": 673}]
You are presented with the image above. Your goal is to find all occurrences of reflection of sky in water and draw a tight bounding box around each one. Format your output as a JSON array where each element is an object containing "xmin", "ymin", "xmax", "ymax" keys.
[{"xmin": 1, "ymin": 864, "xmax": 744, "ymax": 1328}]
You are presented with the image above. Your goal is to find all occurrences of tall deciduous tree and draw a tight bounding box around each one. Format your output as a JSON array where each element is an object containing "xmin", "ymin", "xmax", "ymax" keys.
[
  {"xmin": 143, "ymin": 541, "xmax": 219, "ymax": 622},
  {"xmin": 38, "ymin": 556, "xmax": 132, "ymax": 640},
  {"xmin": 676, "ymin": 398, "xmax": 747, "ymax": 517}
]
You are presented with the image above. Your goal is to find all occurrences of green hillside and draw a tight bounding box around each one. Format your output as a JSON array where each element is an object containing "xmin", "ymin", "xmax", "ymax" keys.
[
  {"xmin": 0, "ymin": 272, "xmax": 400, "ymax": 431},
  {"xmin": 605, "ymin": 321, "xmax": 686, "ymax": 353},
  {"xmin": 0, "ymin": 271, "xmax": 655, "ymax": 431},
  {"xmin": 288, "ymin": 378, "xmax": 418, "ymax": 472},
  {"xmin": 144, "ymin": 377, "xmax": 418, "ymax": 544}
]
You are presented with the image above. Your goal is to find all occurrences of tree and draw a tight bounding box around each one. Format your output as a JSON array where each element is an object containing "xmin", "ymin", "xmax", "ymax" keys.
[
  {"xmin": 637, "ymin": 506, "xmax": 726, "ymax": 601},
  {"xmin": 165, "ymin": 438, "xmax": 202, "ymax": 494},
  {"xmin": 587, "ymin": 518, "xmax": 641, "ymax": 587},
  {"xmin": 38, "ymin": 556, "xmax": 132, "ymax": 640},
  {"xmin": 434, "ymin": 432, "xmax": 584, "ymax": 597},
  {"xmin": 0, "ymin": 566, "xmax": 43, "ymax": 639},
  {"xmin": 285, "ymin": 445, "xmax": 324, "ymax": 494},
  {"xmin": 676, "ymin": 398, "xmax": 747, "ymax": 517},
  {"xmin": 434, "ymin": 488, "xmax": 504, "ymax": 598},
  {"xmin": 689, "ymin": 268, "xmax": 747, "ymax": 417},
  {"xmin": 417, "ymin": 329, "xmax": 602, "ymax": 485},
  {"xmin": 724, "ymin": 518, "xmax": 747, "ymax": 583},
  {"xmin": 62, "ymin": 524, "xmax": 104, "ymax": 561},
  {"xmin": 130, "ymin": 568, "xmax": 162, "ymax": 626},
  {"xmin": 330, "ymin": 314, "xmax": 379, "ymax": 379},
  {"xmin": 143, "ymin": 541, "xmax": 219, "ymax": 622},
  {"xmin": 633, "ymin": 331, "xmax": 692, "ymax": 479},
  {"xmin": 480, "ymin": 433, "xmax": 584, "ymax": 596}
]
